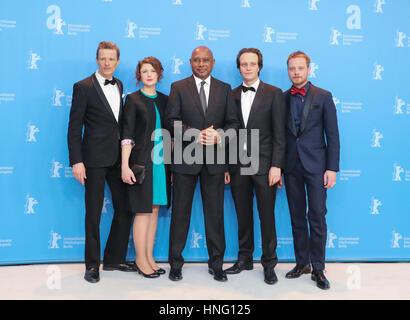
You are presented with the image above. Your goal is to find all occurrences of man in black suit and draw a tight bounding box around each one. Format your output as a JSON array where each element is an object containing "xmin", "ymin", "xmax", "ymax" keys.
[
  {"xmin": 279, "ymin": 51, "xmax": 340, "ymax": 290},
  {"xmin": 67, "ymin": 41, "xmax": 134, "ymax": 283},
  {"xmin": 167, "ymin": 46, "xmax": 240, "ymax": 282},
  {"xmin": 224, "ymin": 48, "xmax": 286, "ymax": 285}
]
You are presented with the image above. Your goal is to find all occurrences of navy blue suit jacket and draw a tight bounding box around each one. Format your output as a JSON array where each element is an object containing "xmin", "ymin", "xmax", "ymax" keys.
[{"xmin": 284, "ymin": 83, "xmax": 340, "ymax": 174}]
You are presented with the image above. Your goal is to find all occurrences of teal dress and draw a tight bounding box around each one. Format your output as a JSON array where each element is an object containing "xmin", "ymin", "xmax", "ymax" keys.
[{"xmin": 141, "ymin": 91, "xmax": 167, "ymax": 206}]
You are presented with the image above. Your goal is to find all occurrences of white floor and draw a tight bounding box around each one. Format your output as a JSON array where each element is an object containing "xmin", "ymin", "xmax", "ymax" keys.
[{"xmin": 0, "ymin": 262, "xmax": 409, "ymax": 300}]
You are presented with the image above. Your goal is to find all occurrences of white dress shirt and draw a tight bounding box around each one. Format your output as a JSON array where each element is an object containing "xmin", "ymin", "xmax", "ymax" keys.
[
  {"xmin": 241, "ymin": 78, "xmax": 260, "ymax": 151},
  {"xmin": 95, "ymin": 71, "xmax": 121, "ymax": 122},
  {"xmin": 193, "ymin": 75, "xmax": 211, "ymax": 106},
  {"xmin": 240, "ymin": 78, "xmax": 260, "ymax": 128},
  {"xmin": 193, "ymin": 75, "xmax": 223, "ymax": 145}
]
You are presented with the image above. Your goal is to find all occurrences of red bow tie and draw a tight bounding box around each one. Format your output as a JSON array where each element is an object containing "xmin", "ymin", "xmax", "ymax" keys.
[{"xmin": 291, "ymin": 86, "xmax": 306, "ymax": 96}]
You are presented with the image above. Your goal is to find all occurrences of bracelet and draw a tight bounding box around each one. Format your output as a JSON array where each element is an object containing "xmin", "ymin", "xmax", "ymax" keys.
[{"xmin": 121, "ymin": 139, "xmax": 134, "ymax": 147}]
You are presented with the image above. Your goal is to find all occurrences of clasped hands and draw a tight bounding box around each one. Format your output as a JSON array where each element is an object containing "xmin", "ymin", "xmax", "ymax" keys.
[{"xmin": 197, "ymin": 125, "xmax": 221, "ymax": 146}]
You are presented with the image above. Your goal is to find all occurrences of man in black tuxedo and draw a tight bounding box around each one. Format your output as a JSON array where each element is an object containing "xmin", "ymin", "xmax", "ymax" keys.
[
  {"xmin": 167, "ymin": 46, "xmax": 240, "ymax": 282},
  {"xmin": 279, "ymin": 51, "xmax": 340, "ymax": 290},
  {"xmin": 224, "ymin": 48, "xmax": 286, "ymax": 285},
  {"xmin": 67, "ymin": 41, "xmax": 134, "ymax": 283}
]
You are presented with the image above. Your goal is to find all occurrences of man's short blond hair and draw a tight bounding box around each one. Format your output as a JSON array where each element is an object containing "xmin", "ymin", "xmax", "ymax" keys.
[{"xmin": 287, "ymin": 51, "xmax": 310, "ymax": 67}]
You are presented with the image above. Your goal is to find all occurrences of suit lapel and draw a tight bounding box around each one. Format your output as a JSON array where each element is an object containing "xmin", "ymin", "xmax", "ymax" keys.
[
  {"xmin": 206, "ymin": 77, "xmax": 219, "ymax": 118},
  {"xmin": 246, "ymin": 81, "xmax": 264, "ymax": 128},
  {"xmin": 115, "ymin": 77, "xmax": 123, "ymax": 122},
  {"xmin": 91, "ymin": 73, "xmax": 117, "ymax": 121},
  {"xmin": 233, "ymin": 86, "xmax": 245, "ymax": 128},
  {"xmin": 299, "ymin": 84, "xmax": 316, "ymax": 135},
  {"xmin": 187, "ymin": 75, "xmax": 206, "ymax": 118},
  {"xmin": 285, "ymin": 91, "xmax": 298, "ymax": 136}
]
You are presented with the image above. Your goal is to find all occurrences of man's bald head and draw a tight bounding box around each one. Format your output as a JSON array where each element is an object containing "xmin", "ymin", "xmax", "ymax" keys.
[{"xmin": 191, "ymin": 46, "xmax": 214, "ymax": 59}]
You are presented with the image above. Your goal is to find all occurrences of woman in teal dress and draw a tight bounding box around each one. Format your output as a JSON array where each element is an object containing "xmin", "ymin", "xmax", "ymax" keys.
[{"xmin": 121, "ymin": 57, "xmax": 170, "ymax": 278}]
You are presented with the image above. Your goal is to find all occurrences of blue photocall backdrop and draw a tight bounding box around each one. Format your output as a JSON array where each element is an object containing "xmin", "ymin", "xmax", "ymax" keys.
[{"xmin": 1, "ymin": 0, "xmax": 409, "ymax": 265}]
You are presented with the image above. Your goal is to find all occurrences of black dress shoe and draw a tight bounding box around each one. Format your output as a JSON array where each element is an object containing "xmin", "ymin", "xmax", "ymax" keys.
[
  {"xmin": 285, "ymin": 264, "xmax": 312, "ymax": 279},
  {"xmin": 135, "ymin": 265, "xmax": 160, "ymax": 278},
  {"xmin": 208, "ymin": 268, "xmax": 228, "ymax": 282},
  {"xmin": 311, "ymin": 270, "xmax": 330, "ymax": 290},
  {"xmin": 84, "ymin": 267, "xmax": 100, "ymax": 283},
  {"xmin": 169, "ymin": 268, "xmax": 183, "ymax": 281},
  {"xmin": 224, "ymin": 260, "xmax": 253, "ymax": 274},
  {"xmin": 154, "ymin": 268, "xmax": 166, "ymax": 275},
  {"xmin": 264, "ymin": 268, "xmax": 278, "ymax": 285},
  {"xmin": 103, "ymin": 263, "xmax": 136, "ymax": 272}
]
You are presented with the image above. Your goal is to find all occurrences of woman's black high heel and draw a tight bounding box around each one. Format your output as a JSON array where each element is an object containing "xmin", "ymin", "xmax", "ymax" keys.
[
  {"xmin": 154, "ymin": 268, "xmax": 166, "ymax": 275},
  {"xmin": 135, "ymin": 265, "xmax": 160, "ymax": 278}
]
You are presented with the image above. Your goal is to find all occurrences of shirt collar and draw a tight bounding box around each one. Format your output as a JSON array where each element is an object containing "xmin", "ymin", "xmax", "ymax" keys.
[
  {"xmin": 293, "ymin": 81, "xmax": 310, "ymax": 91},
  {"xmin": 242, "ymin": 78, "xmax": 260, "ymax": 92},
  {"xmin": 193, "ymin": 75, "xmax": 211, "ymax": 86},
  {"xmin": 95, "ymin": 71, "xmax": 114, "ymax": 85}
]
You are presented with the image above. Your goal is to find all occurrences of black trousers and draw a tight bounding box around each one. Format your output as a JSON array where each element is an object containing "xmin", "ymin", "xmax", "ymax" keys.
[
  {"xmin": 284, "ymin": 158, "xmax": 328, "ymax": 271},
  {"xmin": 230, "ymin": 173, "xmax": 278, "ymax": 269},
  {"xmin": 169, "ymin": 167, "xmax": 225, "ymax": 270},
  {"xmin": 84, "ymin": 165, "xmax": 133, "ymax": 268}
]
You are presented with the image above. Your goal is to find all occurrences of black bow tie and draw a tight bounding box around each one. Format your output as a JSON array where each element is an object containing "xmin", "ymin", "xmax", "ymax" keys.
[
  {"xmin": 241, "ymin": 85, "xmax": 256, "ymax": 93},
  {"xmin": 104, "ymin": 78, "xmax": 116, "ymax": 86}
]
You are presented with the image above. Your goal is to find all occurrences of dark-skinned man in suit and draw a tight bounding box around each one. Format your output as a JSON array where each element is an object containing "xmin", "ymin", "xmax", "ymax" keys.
[{"xmin": 167, "ymin": 46, "xmax": 240, "ymax": 282}]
